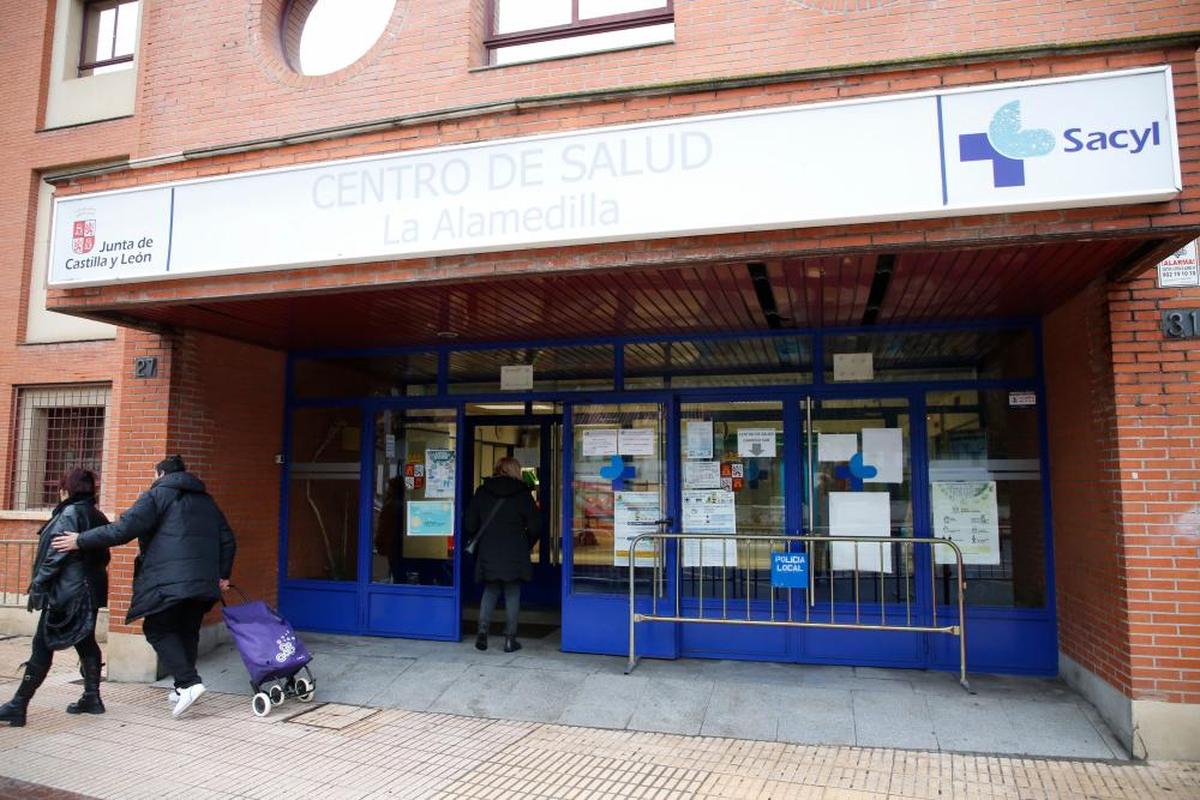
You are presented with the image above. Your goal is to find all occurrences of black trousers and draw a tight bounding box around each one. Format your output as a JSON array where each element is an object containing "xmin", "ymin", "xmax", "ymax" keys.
[
  {"xmin": 478, "ymin": 580, "xmax": 521, "ymax": 637},
  {"xmin": 27, "ymin": 610, "xmax": 102, "ymax": 673},
  {"xmin": 142, "ymin": 598, "xmax": 211, "ymax": 689}
]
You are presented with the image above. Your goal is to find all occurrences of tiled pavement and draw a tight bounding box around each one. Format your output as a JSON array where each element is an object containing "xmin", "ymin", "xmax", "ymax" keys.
[{"xmin": 0, "ymin": 636, "xmax": 1198, "ymax": 798}]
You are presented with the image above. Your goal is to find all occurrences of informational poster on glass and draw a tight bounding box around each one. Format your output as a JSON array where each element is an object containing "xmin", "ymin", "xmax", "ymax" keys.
[
  {"xmin": 683, "ymin": 460, "xmax": 722, "ymax": 489},
  {"xmin": 681, "ymin": 489, "xmax": 737, "ymax": 533},
  {"xmin": 424, "ymin": 449, "xmax": 456, "ymax": 498},
  {"xmin": 581, "ymin": 428, "xmax": 618, "ymax": 457},
  {"xmin": 862, "ymin": 428, "xmax": 903, "ymax": 483},
  {"xmin": 931, "ymin": 481, "xmax": 1001, "ymax": 565},
  {"xmin": 817, "ymin": 433, "xmax": 857, "ymax": 463},
  {"xmin": 618, "ymin": 427, "xmax": 656, "ymax": 456},
  {"xmin": 683, "ymin": 537, "xmax": 740, "ymax": 568},
  {"xmin": 681, "ymin": 489, "xmax": 738, "ymax": 567},
  {"xmin": 737, "ymin": 429, "xmax": 777, "ymax": 458},
  {"xmin": 686, "ymin": 421, "xmax": 714, "ymax": 460},
  {"xmin": 829, "ymin": 491, "xmax": 892, "ymax": 572},
  {"xmin": 613, "ymin": 491, "xmax": 660, "ymax": 567},
  {"xmin": 406, "ymin": 500, "xmax": 454, "ymax": 536}
]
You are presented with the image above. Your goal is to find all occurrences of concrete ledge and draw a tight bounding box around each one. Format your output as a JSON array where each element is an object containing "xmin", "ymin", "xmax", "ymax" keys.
[
  {"xmin": 1133, "ymin": 700, "xmax": 1200, "ymax": 761},
  {"xmin": 1059, "ymin": 651, "xmax": 1133, "ymax": 756},
  {"xmin": 105, "ymin": 631, "xmax": 158, "ymax": 682},
  {"xmin": 0, "ymin": 606, "xmax": 109, "ymax": 641}
]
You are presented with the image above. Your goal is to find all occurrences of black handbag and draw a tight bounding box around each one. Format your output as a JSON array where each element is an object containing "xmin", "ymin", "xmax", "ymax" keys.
[
  {"xmin": 43, "ymin": 578, "xmax": 95, "ymax": 651},
  {"xmin": 464, "ymin": 498, "xmax": 507, "ymax": 556}
]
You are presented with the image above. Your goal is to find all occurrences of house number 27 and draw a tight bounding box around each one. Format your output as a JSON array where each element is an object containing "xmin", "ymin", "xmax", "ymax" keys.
[{"xmin": 1162, "ymin": 309, "xmax": 1200, "ymax": 340}]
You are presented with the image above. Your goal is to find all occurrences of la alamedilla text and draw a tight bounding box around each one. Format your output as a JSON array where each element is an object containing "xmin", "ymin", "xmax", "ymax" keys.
[{"xmin": 384, "ymin": 192, "xmax": 619, "ymax": 244}]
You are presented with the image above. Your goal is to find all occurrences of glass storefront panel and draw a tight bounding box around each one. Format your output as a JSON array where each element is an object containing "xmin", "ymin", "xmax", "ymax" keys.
[
  {"xmin": 625, "ymin": 336, "xmax": 813, "ymax": 389},
  {"xmin": 287, "ymin": 407, "xmax": 362, "ymax": 582},
  {"xmin": 571, "ymin": 403, "xmax": 664, "ymax": 594},
  {"xmin": 293, "ymin": 353, "xmax": 439, "ymax": 397},
  {"xmin": 807, "ymin": 398, "xmax": 915, "ymax": 606},
  {"xmin": 679, "ymin": 402, "xmax": 784, "ymax": 605},
  {"xmin": 371, "ymin": 408, "xmax": 457, "ymax": 586},
  {"xmin": 824, "ymin": 329, "xmax": 1035, "ymax": 383},
  {"xmin": 927, "ymin": 389, "xmax": 1046, "ymax": 608}
]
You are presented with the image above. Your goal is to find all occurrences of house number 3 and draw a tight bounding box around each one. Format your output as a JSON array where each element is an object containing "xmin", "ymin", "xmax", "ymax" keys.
[{"xmin": 1162, "ymin": 309, "xmax": 1200, "ymax": 340}]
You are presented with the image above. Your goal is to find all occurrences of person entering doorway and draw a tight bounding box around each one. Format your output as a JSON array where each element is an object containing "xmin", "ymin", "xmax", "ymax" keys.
[{"xmin": 464, "ymin": 457, "xmax": 541, "ymax": 653}]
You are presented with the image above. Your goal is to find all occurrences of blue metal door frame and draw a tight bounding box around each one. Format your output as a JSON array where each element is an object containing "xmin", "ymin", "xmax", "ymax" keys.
[{"xmin": 276, "ymin": 319, "xmax": 1058, "ymax": 675}]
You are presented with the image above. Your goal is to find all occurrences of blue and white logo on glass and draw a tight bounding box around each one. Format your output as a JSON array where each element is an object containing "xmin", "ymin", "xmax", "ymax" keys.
[{"xmin": 959, "ymin": 100, "xmax": 1055, "ymax": 188}]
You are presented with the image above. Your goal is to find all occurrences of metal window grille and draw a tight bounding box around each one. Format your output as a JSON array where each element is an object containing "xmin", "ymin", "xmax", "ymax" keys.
[
  {"xmin": 10, "ymin": 385, "xmax": 111, "ymax": 510},
  {"xmin": 78, "ymin": 0, "xmax": 139, "ymax": 77}
]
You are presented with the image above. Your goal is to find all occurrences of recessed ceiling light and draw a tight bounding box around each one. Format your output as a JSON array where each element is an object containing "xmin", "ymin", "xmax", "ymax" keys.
[{"xmin": 435, "ymin": 330, "xmax": 459, "ymax": 339}]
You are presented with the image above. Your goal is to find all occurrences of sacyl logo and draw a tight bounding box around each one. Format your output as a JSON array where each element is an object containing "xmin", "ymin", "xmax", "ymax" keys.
[{"xmin": 959, "ymin": 101, "xmax": 1054, "ymax": 188}]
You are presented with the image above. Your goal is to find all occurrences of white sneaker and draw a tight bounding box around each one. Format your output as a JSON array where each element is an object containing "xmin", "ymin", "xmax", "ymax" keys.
[
  {"xmin": 166, "ymin": 689, "xmax": 180, "ymax": 705},
  {"xmin": 171, "ymin": 683, "xmax": 206, "ymax": 718}
]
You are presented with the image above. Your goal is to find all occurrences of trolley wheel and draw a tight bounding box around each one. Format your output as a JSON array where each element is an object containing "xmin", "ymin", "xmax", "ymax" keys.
[
  {"xmin": 251, "ymin": 692, "xmax": 271, "ymax": 717},
  {"xmin": 295, "ymin": 677, "xmax": 314, "ymax": 702},
  {"xmin": 268, "ymin": 684, "xmax": 285, "ymax": 706}
]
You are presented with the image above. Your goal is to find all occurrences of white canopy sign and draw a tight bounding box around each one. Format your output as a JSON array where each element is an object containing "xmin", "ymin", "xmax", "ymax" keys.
[{"xmin": 49, "ymin": 67, "xmax": 1179, "ymax": 287}]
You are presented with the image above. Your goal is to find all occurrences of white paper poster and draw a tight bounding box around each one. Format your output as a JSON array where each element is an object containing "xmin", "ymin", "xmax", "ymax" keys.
[
  {"xmin": 424, "ymin": 449, "xmax": 456, "ymax": 498},
  {"xmin": 683, "ymin": 460, "xmax": 722, "ymax": 489},
  {"xmin": 385, "ymin": 434, "xmax": 396, "ymax": 460},
  {"xmin": 862, "ymin": 428, "xmax": 903, "ymax": 484},
  {"xmin": 1157, "ymin": 240, "xmax": 1199, "ymax": 288},
  {"xmin": 818, "ymin": 433, "xmax": 858, "ymax": 463},
  {"xmin": 833, "ymin": 353, "xmax": 874, "ymax": 381},
  {"xmin": 681, "ymin": 490, "xmax": 737, "ymax": 534},
  {"xmin": 581, "ymin": 428, "xmax": 618, "ymax": 457},
  {"xmin": 737, "ymin": 429, "xmax": 777, "ymax": 458},
  {"xmin": 618, "ymin": 427, "xmax": 656, "ymax": 456},
  {"xmin": 829, "ymin": 491, "xmax": 892, "ymax": 573},
  {"xmin": 686, "ymin": 421, "xmax": 714, "ymax": 460},
  {"xmin": 683, "ymin": 537, "xmax": 739, "ymax": 568},
  {"xmin": 613, "ymin": 491, "xmax": 660, "ymax": 567},
  {"xmin": 500, "ymin": 365, "xmax": 533, "ymax": 391},
  {"xmin": 931, "ymin": 481, "xmax": 1001, "ymax": 565}
]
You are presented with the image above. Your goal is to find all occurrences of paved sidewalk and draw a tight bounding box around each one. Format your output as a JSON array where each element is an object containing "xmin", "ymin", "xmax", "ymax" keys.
[
  {"xmin": 0, "ymin": 667, "xmax": 1197, "ymax": 800},
  {"xmin": 172, "ymin": 630, "xmax": 1128, "ymax": 760}
]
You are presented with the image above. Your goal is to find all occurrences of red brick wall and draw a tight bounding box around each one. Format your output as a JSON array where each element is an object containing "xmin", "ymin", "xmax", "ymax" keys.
[
  {"xmin": 1045, "ymin": 278, "xmax": 1132, "ymax": 695},
  {"xmin": 1109, "ymin": 278, "xmax": 1200, "ymax": 705},
  {"xmin": 128, "ymin": 1, "xmax": 1200, "ymax": 159},
  {"xmin": 1046, "ymin": 275, "xmax": 1200, "ymax": 704},
  {"xmin": 102, "ymin": 330, "xmax": 284, "ymax": 634}
]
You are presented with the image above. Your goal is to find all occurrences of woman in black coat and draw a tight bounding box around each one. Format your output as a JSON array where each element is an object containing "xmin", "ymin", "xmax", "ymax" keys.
[
  {"xmin": 464, "ymin": 457, "xmax": 541, "ymax": 653},
  {"xmin": 0, "ymin": 468, "xmax": 109, "ymax": 727}
]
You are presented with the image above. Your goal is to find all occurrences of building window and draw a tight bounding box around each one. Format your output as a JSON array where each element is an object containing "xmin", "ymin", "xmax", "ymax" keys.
[
  {"xmin": 486, "ymin": 0, "xmax": 674, "ymax": 66},
  {"xmin": 78, "ymin": 0, "xmax": 139, "ymax": 77},
  {"xmin": 10, "ymin": 385, "xmax": 110, "ymax": 511}
]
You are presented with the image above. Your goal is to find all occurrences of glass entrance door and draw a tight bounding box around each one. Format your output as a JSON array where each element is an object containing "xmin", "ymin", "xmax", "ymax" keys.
[
  {"xmin": 799, "ymin": 396, "xmax": 926, "ymax": 668},
  {"xmin": 464, "ymin": 416, "xmax": 562, "ymax": 611}
]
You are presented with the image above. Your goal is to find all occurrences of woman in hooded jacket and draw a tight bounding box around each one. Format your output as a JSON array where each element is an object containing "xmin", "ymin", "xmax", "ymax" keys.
[
  {"xmin": 464, "ymin": 457, "xmax": 541, "ymax": 653},
  {"xmin": 0, "ymin": 468, "xmax": 109, "ymax": 727}
]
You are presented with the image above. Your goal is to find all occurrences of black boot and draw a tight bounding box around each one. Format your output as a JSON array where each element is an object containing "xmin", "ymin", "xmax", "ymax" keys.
[
  {"xmin": 503, "ymin": 636, "xmax": 521, "ymax": 653},
  {"xmin": 66, "ymin": 656, "xmax": 105, "ymax": 715},
  {"xmin": 474, "ymin": 631, "xmax": 488, "ymax": 651},
  {"xmin": 0, "ymin": 663, "xmax": 49, "ymax": 727}
]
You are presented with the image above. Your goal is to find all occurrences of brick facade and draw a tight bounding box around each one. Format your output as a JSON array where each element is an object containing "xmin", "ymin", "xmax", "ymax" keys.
[{"xmin": 2, "ymin": 0, "xmax": 1199, "ymax": 756}]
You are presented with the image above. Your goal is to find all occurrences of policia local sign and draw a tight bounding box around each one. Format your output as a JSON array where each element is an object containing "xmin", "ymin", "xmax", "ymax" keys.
[{"xmin": 50, "ymin": 67, "xmax": 1180, "ymax": 287}]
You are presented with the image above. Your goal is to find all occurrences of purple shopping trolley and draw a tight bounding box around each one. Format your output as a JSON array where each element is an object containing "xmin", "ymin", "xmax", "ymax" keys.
[{"xmin": 222, "ymin": 588, "xmax": 316, "ymax": 717}]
